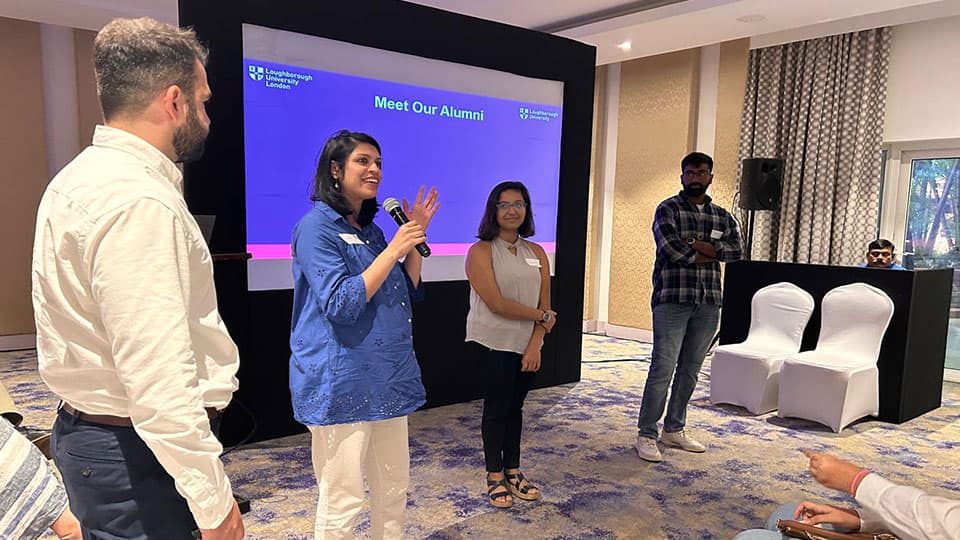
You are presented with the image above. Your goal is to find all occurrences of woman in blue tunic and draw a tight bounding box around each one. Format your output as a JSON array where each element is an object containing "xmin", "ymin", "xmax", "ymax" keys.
[{"xmin": 289, "ymin": 130, "xmax": 439, "ymax": 539}]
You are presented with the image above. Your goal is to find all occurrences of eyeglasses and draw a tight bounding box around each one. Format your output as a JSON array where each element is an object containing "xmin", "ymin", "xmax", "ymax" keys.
[
  {"xmin": 868, "ymin": 251, "xmax": 893, "ymax": 258},
  {"xmin": 683, "ymin": 170, "xmax": 712, "ymax": 179},
  {"xmin": 496, "ymin": 201, "xmax": 527, "ymax": 211}
]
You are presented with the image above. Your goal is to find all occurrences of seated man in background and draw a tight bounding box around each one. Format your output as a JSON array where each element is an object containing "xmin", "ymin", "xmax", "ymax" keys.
[
  {"xmin": 2, "ymin": 380, "xmax": 52, "ymax": 457},
  {"xmin": 1, "ymin": 416, "xmax": 82, "ymax": 539},
  {"xmin": 858, "ymin": 238, "xmax": 906, "ymax": 269},
  {"xmin": 734, "ymin": 449, "xmax": 959, "ymax": 539},
  {"xmin": 1, "ymin": 380, "xmax": 23, "ymax": 426}
]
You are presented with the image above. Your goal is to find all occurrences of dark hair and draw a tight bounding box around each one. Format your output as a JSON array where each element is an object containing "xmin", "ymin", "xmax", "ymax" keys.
[
  {"xmin": 94, "ymin": 17, "xmax": 208, "ymax": 120},
  {"xmin": 681, "ymin": 151, "xmax": 713, "ymax": 172},
  {"xmin": 868, "ymin": 238, "xmax": 895, "ymax": 252},
  {"xmin": 311, "ymin": 130, "xmax": 381, "ymax": 226},
  {"xmin": 477, "ymin": 181, "xmax": 535, "ymax": 241}
]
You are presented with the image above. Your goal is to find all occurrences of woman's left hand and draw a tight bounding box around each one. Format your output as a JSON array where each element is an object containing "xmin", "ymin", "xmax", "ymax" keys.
[
  {"xmin": 403, "ymin": 186, "xmax": 440, "ymax": 232},
  {"xmin": 793, "ymin": 501, "xmax": 861, "ymax": 530},
  {"xmin": 521, "ymin": 347, "xmax": 541, "ymax": 372}
]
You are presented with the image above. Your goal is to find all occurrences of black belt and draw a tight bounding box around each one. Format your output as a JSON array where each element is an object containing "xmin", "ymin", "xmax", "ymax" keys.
[{"xmin": 61, "ymin": 403, "xmax": 220, "ymax": 427}]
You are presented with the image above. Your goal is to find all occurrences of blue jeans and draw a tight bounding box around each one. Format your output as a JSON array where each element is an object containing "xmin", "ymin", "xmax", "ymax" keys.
[
  {"xmin": 637, "ymin": 303, "xmax": 720, "ymax": 439},
  {"xmin": 733, "ymin": 503, "xmax": 840, "ymax": 539},
  {"xmin": 52, "ymin": 408, "xmax": 198, "ymax": 539}
]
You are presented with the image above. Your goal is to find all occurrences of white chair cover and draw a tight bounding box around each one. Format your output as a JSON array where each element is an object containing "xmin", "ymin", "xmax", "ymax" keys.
[
  {"xmin": 777, "ymin": 282, "xmax": 895, "ymax": 432},
  {"xmin": 711, "ymin": 282, "xmax": 815, "ymax": 414}
]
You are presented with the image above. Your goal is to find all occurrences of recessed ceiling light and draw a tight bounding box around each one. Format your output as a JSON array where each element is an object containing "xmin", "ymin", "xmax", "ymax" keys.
[
  {"xmin": 736, "ymin": 14, "xmax": 766, "ymax": 23},
  {"xmin": 617, "ymin": 40, "xmax": 632, "ymax": 51}
]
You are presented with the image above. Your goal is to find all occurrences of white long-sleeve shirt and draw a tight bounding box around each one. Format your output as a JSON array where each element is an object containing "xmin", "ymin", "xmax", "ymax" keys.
[
  {"xmin": 31, "ymin": 125, "xmax": 240, "ymax": 529},
  {"xmin": 856, "ymin": 473, "xmax": 960, "ymax": 539}
]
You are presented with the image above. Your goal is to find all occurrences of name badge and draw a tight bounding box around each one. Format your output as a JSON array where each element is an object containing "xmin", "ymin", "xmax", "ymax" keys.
[
  {"xmin": 525, "ymin": 258, "xmax": 541, "ymax": 268},
  {"xmin": 338, "ymin": 233, "xmax": 365, "ymax": 245},
  {"xmin": 710, "ymin": 229, "xmax": 723, "ymax": 240}
]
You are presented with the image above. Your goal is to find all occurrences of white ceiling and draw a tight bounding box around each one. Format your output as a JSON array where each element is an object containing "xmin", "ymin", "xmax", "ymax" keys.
[{"xmin": 1, "ymin": 0, "xmax": 959, "ymax": 65}]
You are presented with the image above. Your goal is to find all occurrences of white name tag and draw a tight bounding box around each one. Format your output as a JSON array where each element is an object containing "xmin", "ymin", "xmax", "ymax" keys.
[
  {"xmin": 710, "ymin": 229, "xmax": 723, "ymax": 240},
  {"xmin": 525, "ymin": 258, "xmax": 541, "ymax": 268},
  {"xmin": 338, "ymin": 233, "xmax": 365, "ymax": 245}
]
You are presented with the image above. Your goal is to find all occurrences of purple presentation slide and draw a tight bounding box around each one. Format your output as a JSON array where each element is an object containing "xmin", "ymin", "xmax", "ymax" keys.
[{"xmin": 243, "ymin": 59, "xmax": 563, "ymax": 259}]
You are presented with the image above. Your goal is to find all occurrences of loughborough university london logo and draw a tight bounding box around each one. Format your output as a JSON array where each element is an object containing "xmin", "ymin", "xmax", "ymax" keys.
[
  {"xmin": 248, "ymin": 65, "xmax": 264, "ymax": 81},
  {"xmin": 519, "ymin": 106, "xmax": 530, "ymax": 120}
]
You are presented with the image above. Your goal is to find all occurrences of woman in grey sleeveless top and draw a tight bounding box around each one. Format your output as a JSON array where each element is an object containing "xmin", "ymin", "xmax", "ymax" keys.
[{"xmin": 465, "ymin": 181, "xmax": 556, "ymax": 509}]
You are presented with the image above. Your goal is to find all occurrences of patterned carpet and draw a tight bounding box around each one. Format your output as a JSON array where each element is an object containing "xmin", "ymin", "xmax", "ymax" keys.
[{"xmin": 4, "ymin": 334, "xmax": 959, "ymax": 539}]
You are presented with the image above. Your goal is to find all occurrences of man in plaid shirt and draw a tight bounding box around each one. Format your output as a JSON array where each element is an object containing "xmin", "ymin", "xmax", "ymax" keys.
[{"xmin": 636, "ymin": 152, "xmax": 742, "ymax": 463}]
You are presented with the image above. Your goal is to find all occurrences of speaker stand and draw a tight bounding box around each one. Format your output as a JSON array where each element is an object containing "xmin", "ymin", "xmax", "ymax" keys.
[{"xmin": 744, "ymin": 209, "xmax": 755, "ymax": 261}]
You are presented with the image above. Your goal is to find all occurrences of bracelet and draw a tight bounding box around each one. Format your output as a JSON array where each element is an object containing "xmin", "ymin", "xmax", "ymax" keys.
[{"xmin": 850, "ymin": 469, "xmax": 871, "ymax": 496}]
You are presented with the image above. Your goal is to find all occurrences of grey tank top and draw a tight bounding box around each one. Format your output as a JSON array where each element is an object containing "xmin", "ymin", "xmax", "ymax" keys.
[{"xmin": 466, "ymin": 237, "xmax": 542, "ymax": 354}]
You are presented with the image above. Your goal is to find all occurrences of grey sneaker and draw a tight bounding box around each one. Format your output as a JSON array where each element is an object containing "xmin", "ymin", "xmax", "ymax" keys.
[
  {"xmin": 635, "ymin": 434, "xmax": 663, "ymax": 462},
  {"xmin": 660, "ymin": 430, "xmax": 706, "ymax": 453}
]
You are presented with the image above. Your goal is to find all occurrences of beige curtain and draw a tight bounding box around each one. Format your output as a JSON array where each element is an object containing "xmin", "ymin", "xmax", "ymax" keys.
[{"xmin": 737, "ymin": 27, "xmax": 892, "ymax": 264}]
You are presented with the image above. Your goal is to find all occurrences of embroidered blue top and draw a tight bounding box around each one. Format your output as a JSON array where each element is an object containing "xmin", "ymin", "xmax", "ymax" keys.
[{"xmin": 289, "ymin": 202, "xmax": 426, "ymax": 426}]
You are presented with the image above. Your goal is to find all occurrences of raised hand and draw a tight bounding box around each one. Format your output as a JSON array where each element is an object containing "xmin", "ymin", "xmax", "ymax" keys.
[
  {"xmin": 803, "ymin": 450, "xmax": 862, "ymax": 493},
  {"xmin": 403, "ymin": 186, "xmax": 440, "ymax": 233}
]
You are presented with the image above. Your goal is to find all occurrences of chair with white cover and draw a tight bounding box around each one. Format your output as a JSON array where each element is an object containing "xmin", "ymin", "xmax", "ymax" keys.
[
  {"xmin": 710, "ymin": 282, "xmax": 815, "ymax": 414},
  {"xmin": 777, "ymin": 283, "xmax": 894, "ymax": 432}
]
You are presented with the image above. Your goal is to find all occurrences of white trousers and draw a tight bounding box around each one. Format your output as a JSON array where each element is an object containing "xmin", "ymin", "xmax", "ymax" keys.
[{"xmin": 308, "ymin": 416, "xmax": 410, "ymax": 540}]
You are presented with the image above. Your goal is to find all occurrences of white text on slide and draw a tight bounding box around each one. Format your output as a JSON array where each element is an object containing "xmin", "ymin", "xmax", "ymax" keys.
[{"xmin": 374, "ymin": 95, "xmax": 485, "ymax": 122}]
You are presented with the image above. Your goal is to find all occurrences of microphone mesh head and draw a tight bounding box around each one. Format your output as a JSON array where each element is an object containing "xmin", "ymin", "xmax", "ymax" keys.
[{"xmin": 382, "ymin": 198, "xmax": 401, "ymax": 212}]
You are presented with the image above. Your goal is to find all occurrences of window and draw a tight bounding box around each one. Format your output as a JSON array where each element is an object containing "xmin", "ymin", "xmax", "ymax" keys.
[
  {"xmin": 904, "ymin": 157, "xmax": 960, "ymax": 268},
  {"xmin": 881, "ymin": 145, "xmax": 960, "ymax": 374}
]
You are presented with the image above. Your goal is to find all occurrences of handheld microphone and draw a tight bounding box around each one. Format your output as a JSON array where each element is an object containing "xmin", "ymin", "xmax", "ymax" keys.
[{"xmin": 383, "ymin": 198, "xmax": 431, "ymax": 258}]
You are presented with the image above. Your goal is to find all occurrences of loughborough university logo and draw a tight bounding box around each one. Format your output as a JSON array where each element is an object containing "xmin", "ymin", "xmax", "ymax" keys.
[
  {"xmin": 518, "ymin": 105, "xmax": 559, "ymax": 123},
  {"xmin": 248, "ymin": 65, "xmax": 264, "ymax": 81}
]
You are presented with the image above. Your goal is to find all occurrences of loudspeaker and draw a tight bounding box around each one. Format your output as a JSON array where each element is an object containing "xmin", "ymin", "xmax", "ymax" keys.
[{"xmin": 739, "ymin": 158, "xmax": 783, "ymax": 210}]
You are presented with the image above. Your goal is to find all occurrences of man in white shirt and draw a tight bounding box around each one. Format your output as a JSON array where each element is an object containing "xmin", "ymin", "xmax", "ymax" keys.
[
  {"xmin": 32, "ymin": 17, "xmax": 243, "ymax": 540},
  {"xmin": 734, "ymin": 450, "xmax": 959, "ymax": 539}
]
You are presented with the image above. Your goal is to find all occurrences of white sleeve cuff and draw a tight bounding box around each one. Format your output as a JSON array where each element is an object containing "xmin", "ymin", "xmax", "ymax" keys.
[
  {"xmin": 182, "ymin": 470, "xmax": 235, "ymax": 529},
  {"xmin": 854, "ymin": 474, "xmax": 893, "ymax": 533}
]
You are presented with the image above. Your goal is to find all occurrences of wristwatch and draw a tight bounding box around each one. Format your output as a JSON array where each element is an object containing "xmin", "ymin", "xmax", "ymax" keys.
[
  {"xmin": 540, "ymin": 310, "xmax": 553, "ymax": 324},
  {"xmin": 687, "ymin": 237, "xmax": 696, "ymax": 245}
]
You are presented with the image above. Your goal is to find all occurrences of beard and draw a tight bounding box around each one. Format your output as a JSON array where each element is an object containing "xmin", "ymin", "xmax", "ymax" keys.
[
  {"xmin": 683, "ymin": 183, "xmax": 706, "ymax": 198},
  {"xmin": 172, "ymin": 107, "xmax": 209, "ymax": 164}
]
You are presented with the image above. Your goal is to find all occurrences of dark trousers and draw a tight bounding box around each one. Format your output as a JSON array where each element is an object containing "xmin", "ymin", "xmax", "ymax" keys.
[
  {"xmin": 479, "ymin": 346, "xmax": 534, "ymax": 472},
  {"xmin": 51, "ymin": 407, "xmax": 198, "ymax": 539}
]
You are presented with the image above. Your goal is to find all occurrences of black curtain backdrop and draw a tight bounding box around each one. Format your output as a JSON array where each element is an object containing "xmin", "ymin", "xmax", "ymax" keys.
[{"xmin": 178, "ymin": 0, "xmax": 596, "ymax": 443}]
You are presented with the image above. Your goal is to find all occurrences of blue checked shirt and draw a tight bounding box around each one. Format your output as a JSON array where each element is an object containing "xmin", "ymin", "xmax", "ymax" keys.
[{"xmin": 651, "ymin": 192, "xmax": 742, "ymax": 308}]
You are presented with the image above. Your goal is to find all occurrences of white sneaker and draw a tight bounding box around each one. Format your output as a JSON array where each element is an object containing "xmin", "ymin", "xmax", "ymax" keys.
[
  {"xmin": 635, "ymin": 435, "xmax": 663, "ymax": 462},
  {"xmin": 660, "ymin": 430, "xmax": 706, "ymax": 453}
]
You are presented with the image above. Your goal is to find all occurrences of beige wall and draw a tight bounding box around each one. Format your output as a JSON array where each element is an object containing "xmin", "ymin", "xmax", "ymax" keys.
[
  {"xmin": 583, "ymin": 66, "xmax": 607, "ymax": 321},
  {"xmin": 608, "ymin": 49, "xmax": 700, "ymax": 329},
  {"xmin": 74, "ymin": 28, "xmax": 101, "ymax": 147},
  {"xmin": 0, "ymin": 17, "xmax": 48, "ymax": 335},
  {"xmin": 712, "ymin": 39, "xmax": 749, "ymax": 211},
  {"xmin": 583, "ymin": 41, "xmax": 750, "ymax": 330},
  {"xmin": 0, "ymin": 21, "xmax": 99, "ymax": 337}
]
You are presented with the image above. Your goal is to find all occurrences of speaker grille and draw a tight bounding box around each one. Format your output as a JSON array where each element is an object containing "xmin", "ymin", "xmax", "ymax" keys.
[{"xmin": 739, "ymin": 158, "xmax": 784, "ymax": 211}]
